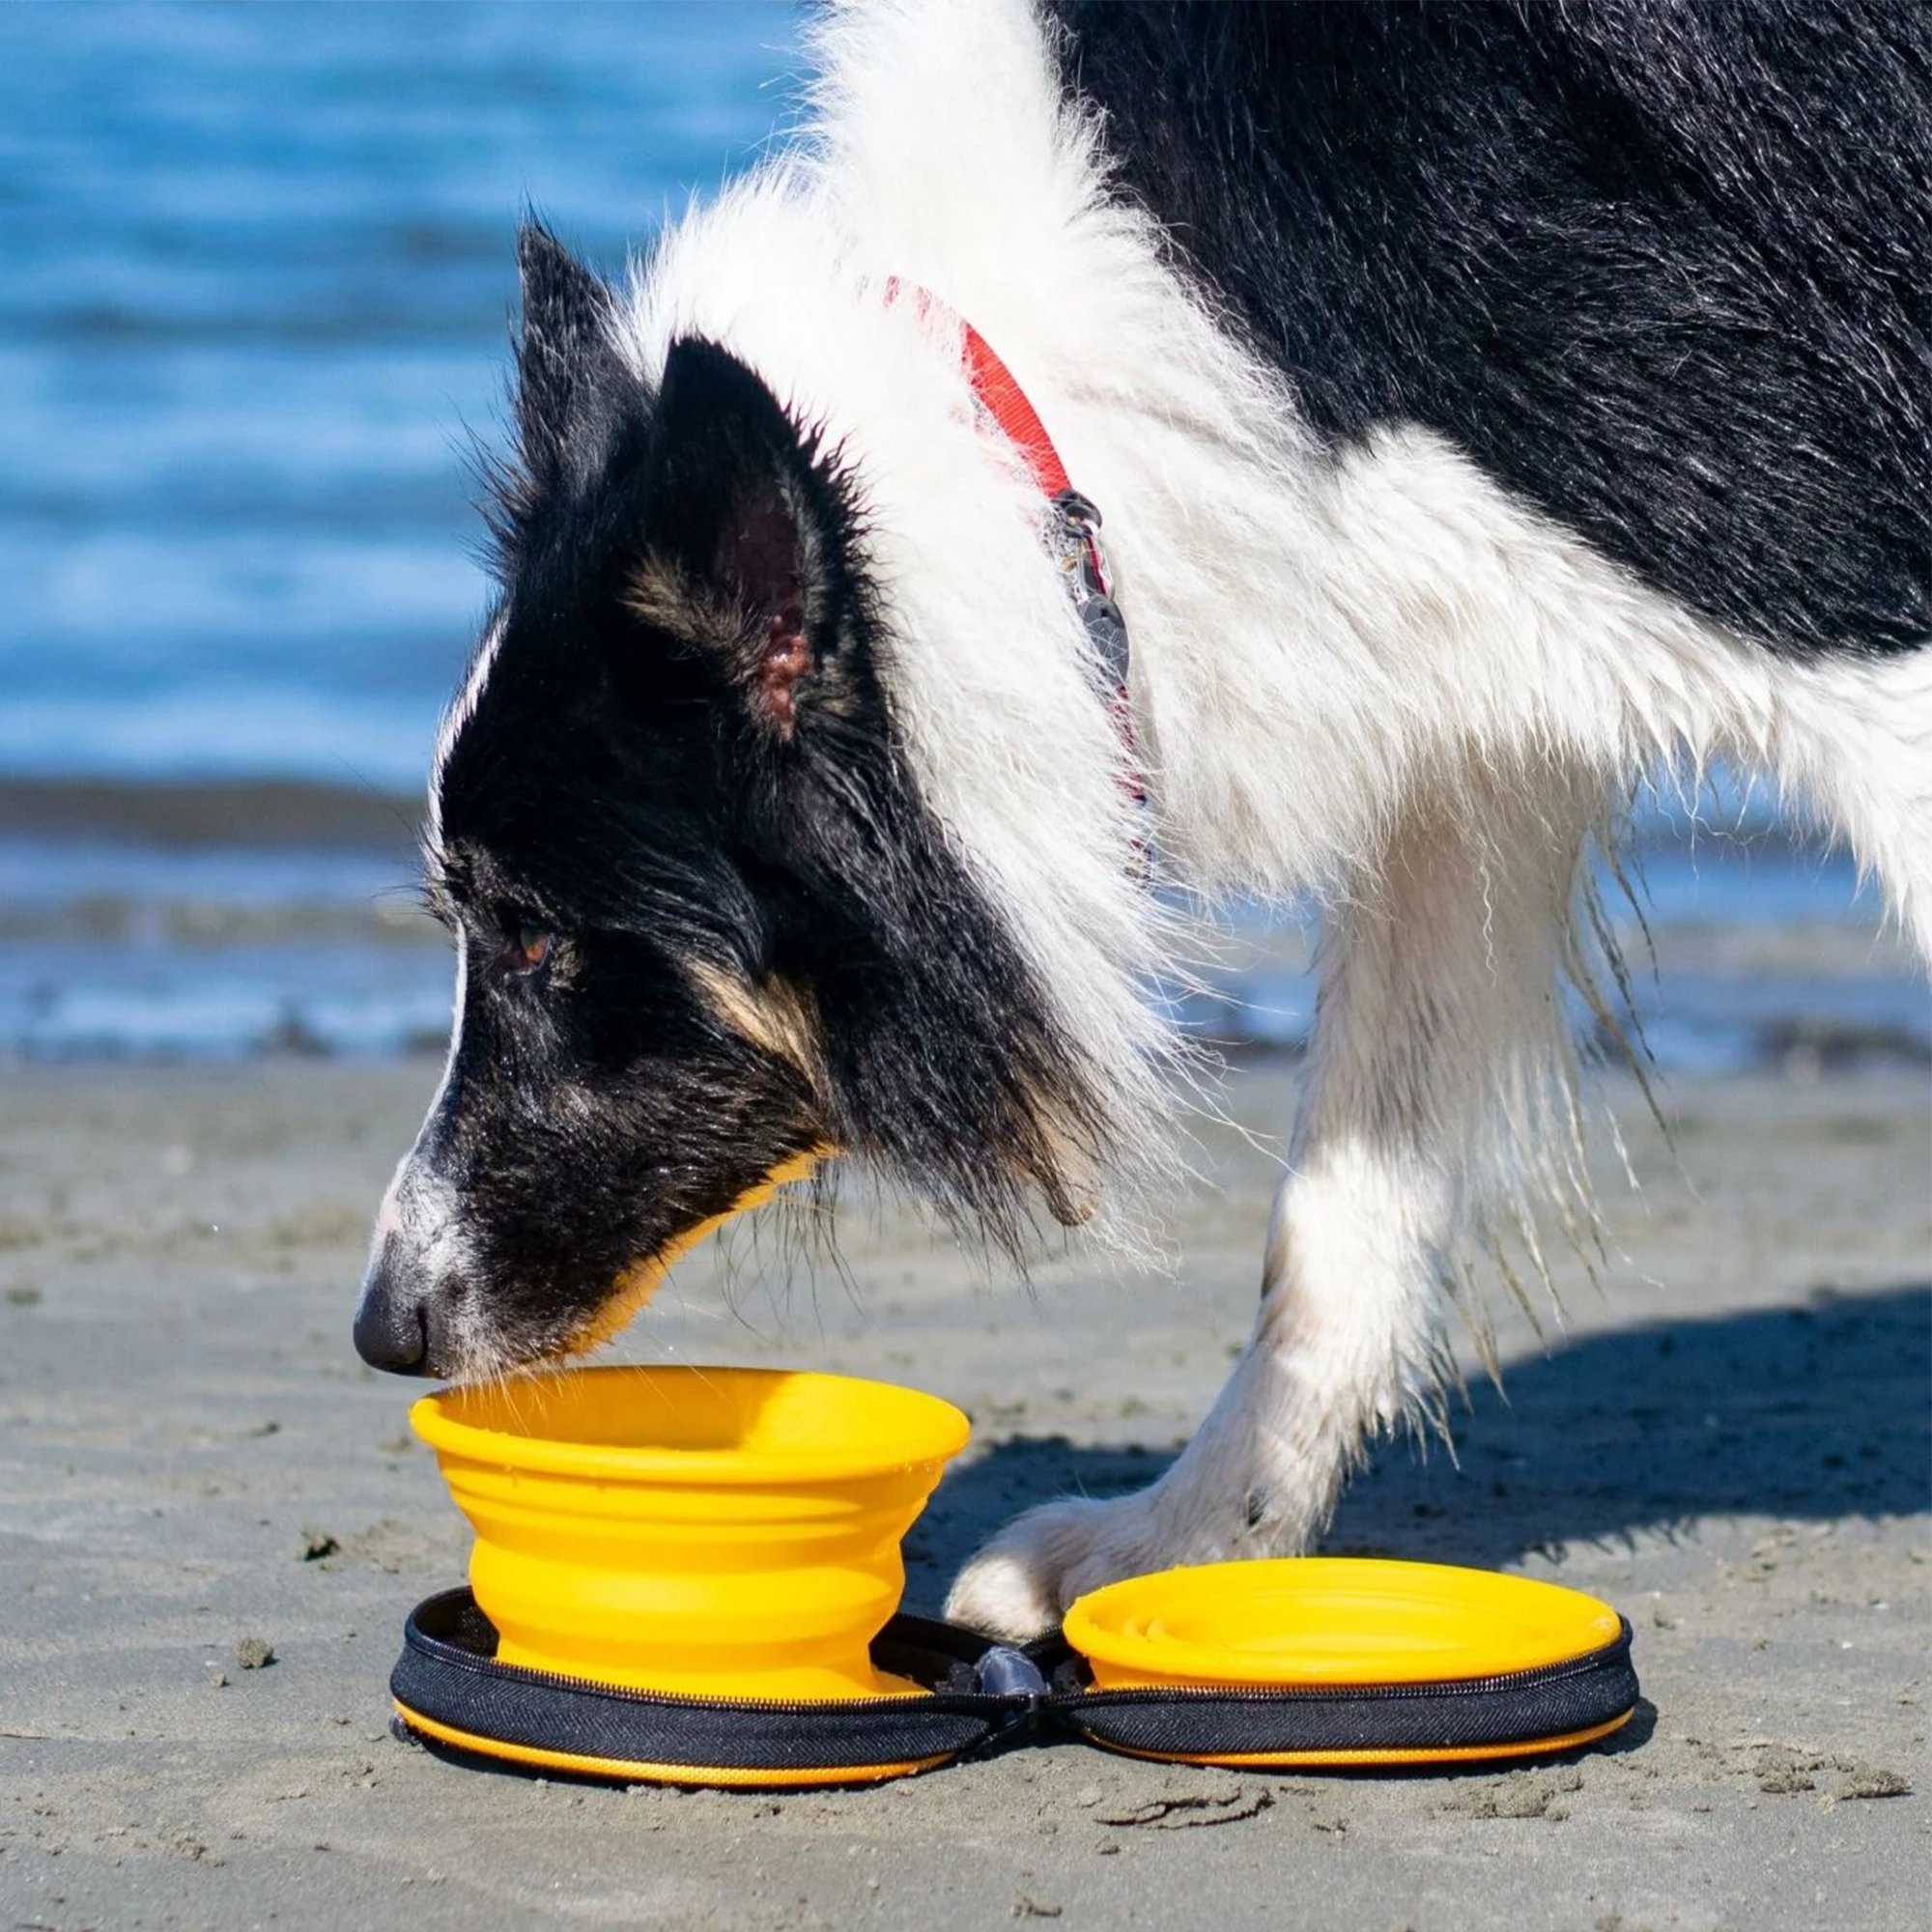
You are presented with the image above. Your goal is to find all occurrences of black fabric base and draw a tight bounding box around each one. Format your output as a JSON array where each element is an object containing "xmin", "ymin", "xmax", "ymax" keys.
[
  {"xmin": 391, "ymin": 1587, "xmax": 1639, "ymax": 1785},
  {"xmin": 1032, "ymin": 1635, "xmax": 1639, "ymax": 1761},
  {"xmin": 392, "ymin": 1589, "xmax": 1001, "ymax": 1779}
]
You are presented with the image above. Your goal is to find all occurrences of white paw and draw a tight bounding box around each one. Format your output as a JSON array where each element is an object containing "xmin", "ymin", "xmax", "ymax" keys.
[{"xmin": 943, "ymin": 1492, "xmax": 1183, "ymax": 1641}]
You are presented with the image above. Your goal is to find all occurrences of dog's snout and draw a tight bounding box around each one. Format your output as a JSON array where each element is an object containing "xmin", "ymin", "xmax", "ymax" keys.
[{"xmin": 354, "ymin": 1236, "xmax": 439, "ymax": 1376}]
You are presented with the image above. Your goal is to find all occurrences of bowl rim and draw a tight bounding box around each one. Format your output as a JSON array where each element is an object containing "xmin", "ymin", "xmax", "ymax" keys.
[
  {"xmin": 410, "ymin": 1363, "xmax": 972, "ymax": 1485},
  {"xmin": 1062, "ymin": 1556, "xmax": 1626, "ymax": 1688}
]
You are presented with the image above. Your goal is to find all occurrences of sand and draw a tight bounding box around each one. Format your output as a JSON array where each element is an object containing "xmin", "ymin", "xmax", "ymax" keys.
[{"xmin": 0, "ymin": 1056, "xmax": 1926, "ymax": 1929}]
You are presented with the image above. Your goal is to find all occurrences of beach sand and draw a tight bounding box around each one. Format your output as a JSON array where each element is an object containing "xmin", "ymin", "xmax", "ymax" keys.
[{"xmin": 1, "ymin": 1055, "xmax": 1925, "ymax": 1929}]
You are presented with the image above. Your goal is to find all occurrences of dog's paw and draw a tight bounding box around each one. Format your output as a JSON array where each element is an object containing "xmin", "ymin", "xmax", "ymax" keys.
[{"xmin": 943, "ymin": 1492, "xmax": 1179, "ymax": 1641}]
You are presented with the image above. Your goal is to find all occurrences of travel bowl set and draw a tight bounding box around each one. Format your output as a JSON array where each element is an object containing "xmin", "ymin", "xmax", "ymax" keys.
[{"xmin": 389, "ymin": 1366, "xmax": 1639, "ymax": 1787}]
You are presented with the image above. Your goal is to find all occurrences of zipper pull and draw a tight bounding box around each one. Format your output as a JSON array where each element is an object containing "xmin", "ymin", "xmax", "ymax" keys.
[{"xmin": 974, "ymin": 1645, "xmax": 1050, "ymax": 1701}]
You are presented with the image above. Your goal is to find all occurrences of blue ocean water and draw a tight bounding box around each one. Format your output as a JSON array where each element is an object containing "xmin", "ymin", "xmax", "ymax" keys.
[
  {"xmin": 0, "ymin": 0, "xmax": 800, "ymax": 786},
  {"xmin": 0, "ymin": 2, "xmax": 1921, "ymax": 1064}
]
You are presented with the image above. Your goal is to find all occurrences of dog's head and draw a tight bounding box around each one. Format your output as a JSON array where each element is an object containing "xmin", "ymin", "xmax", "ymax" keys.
[{"xmin": 355, "ymin": 227, "xmax": 1111, "ymax": 1378}]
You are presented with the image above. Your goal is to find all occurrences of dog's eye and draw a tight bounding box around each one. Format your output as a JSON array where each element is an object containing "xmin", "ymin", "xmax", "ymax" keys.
[{"xmin": 500, "ymin": 923, "xmax": 554, "ymax": 979}]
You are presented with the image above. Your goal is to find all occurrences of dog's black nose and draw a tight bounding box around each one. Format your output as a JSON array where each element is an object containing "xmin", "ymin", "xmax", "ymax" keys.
[{"xmin": 354, "ymin": 1242, "xmax": 435, "ymax": 1376}]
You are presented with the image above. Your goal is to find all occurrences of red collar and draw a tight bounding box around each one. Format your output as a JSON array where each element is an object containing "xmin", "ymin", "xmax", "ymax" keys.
[{"xmin": 884, "ymin": 278, "xmax": 1142, "ymax": 812}]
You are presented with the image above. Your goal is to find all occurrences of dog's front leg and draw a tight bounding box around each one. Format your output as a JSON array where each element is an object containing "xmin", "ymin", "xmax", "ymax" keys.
[{"xmin": 946, "ymin": 772, "xmax": 1601, "ymax": 1639}]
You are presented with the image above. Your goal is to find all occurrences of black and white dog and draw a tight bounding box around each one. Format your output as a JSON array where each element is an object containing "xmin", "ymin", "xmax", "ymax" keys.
[{"xmin": 355, "ymin": 1, "xmax": 1930, "ymax": 1638}]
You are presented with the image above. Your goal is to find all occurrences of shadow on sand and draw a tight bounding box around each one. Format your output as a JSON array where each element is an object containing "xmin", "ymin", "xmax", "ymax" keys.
[{"xmin": 907, "ymin": 1280, "xmax": 1931, "ymax": 1608}]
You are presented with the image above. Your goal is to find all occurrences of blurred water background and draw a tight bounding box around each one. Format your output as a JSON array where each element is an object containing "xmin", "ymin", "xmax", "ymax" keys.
[{"xmin": 0, "ymin": 0, "xmax": 1923, "ymax": 1070}]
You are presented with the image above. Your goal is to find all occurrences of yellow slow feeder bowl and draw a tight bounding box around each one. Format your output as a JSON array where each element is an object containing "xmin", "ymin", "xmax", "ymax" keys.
[{"xmin": 410, "ymin": 1365, "xmax": 970, "ymax": 1701}]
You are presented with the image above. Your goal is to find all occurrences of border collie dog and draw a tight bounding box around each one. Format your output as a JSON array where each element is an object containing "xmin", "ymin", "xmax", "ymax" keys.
[{"xmin": 356, "ymin": 2, "xmax": 1930, "ymax": 1637}]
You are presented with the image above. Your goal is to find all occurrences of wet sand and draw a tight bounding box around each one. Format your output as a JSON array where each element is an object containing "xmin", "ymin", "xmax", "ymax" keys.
[{"xmin": 0, "ymin": 1056, "xmax": 1926, "ymax": 1929}]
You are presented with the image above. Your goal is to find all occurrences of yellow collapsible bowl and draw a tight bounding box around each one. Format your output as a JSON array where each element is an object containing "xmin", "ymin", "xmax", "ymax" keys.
[
  {"xmin": 1062, "ymin": 1556, "xmax": 1633, "ymax": 1765},
  {"xmin": 1066, "ymin": 1557, "xmax": 1625, "ymax": 1692},
  {"xmin": 410, "ymin": 1366, "xmax": 970, "ymax": 1701}
]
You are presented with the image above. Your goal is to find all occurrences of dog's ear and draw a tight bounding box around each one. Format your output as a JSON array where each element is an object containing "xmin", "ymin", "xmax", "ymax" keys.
[
  {"xmin": 633, "ymin": 336, "xmax": 851, "ymax": 740},
  {"xmin": 514, "ymin": 221, "xmax": 626, "ymax": 491}
]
